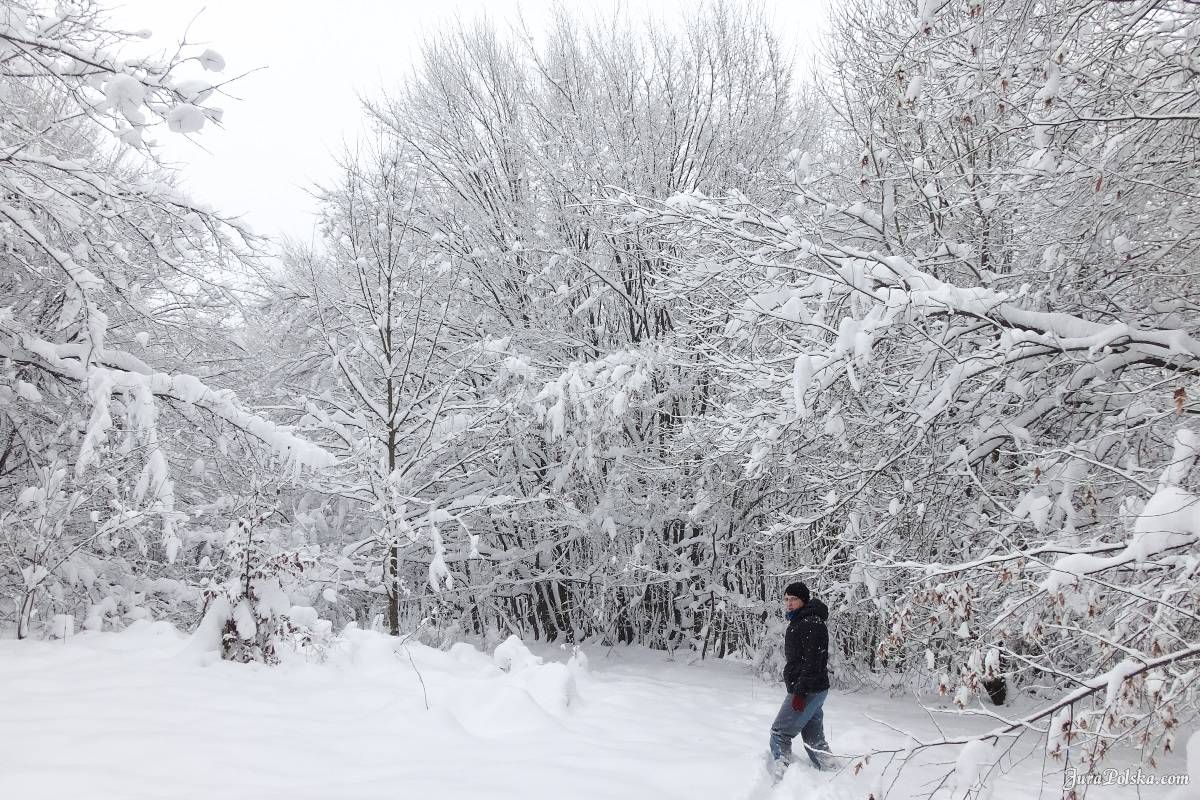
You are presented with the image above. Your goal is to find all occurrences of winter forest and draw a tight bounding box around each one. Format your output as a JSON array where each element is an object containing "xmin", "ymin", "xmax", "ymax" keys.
[{"xmin": 2, "ymin": 0, "xmax": 1199, "ymax": 797}]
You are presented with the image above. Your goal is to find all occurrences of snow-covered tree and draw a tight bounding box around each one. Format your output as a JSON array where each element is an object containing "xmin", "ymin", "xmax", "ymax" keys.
[
  {"xmin": 264, "ymin": 139, "xmax": 521, "ymax": 636},
  {"xmin": 0, "ymin": 0, "xmax": 332, "ymax": 639}
]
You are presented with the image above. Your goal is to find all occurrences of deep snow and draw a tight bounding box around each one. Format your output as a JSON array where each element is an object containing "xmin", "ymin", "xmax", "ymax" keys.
[{"xmin": 0, "ymin": 623, "xmax": 1193, "ymax": 799}]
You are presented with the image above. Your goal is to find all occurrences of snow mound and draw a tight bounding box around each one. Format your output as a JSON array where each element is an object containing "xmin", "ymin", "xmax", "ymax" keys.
[
  {"xmin": 494, "ymin": 634, "xmax": 543, "ymax": 671},
  {"xmin": 512, "ymin": 660, "xmax": 577, "ymax": 714},
  {"xmin": 491, "ymin": 635, "xmax": 577, "ymax": 712},
  {"xmin": 450, "ymin": 641, "xmax": 504, "ymax": 676}
]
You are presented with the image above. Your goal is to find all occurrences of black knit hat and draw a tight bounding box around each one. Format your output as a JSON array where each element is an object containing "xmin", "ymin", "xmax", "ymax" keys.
[{"xmin": 784, "ymin": 582, "xmax": 809, "ymax": 603}]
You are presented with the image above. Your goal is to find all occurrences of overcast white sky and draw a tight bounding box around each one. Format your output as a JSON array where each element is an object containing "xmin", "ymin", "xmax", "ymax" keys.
[{"xmin": 112, "ymin": 1, "xmax": 825, "ymax": 245}]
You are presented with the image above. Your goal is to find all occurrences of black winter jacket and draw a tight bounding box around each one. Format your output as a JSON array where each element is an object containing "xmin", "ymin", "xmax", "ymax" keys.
[{"xmin": 782, "ymin": 598, "xmax": 830, "ymax": 696}]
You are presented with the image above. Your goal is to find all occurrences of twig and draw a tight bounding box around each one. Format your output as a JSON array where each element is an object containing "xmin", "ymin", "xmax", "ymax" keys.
[
  {"xmin": 404, "ymin": 645, "xmax": 429, "ymax": 711},
  {"xmin": 392, "ymin": 617, "xmax": 432, "ymax": 710}
]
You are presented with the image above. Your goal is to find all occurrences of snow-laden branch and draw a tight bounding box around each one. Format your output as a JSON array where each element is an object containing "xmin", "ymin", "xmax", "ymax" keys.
[{"xmin": 2, "ymin": 326, "xmax": 334, "ymax": 475}]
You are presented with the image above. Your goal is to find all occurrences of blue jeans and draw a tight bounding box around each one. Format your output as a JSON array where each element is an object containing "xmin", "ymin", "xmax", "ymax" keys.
[{"xmin": 769, "ymin": 690, "xmax": 829, "ymax": 768}]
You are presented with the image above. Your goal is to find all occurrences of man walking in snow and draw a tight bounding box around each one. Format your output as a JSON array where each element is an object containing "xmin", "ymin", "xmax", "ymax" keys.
[{"xmin": 769, "ymin": 581, "xmax": 833, "ymax": 776}]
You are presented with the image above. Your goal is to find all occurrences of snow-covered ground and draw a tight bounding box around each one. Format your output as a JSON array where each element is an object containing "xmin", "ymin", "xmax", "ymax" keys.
[{"xmin": 1, "ymin": 623, "xmax": 1194, "ymax": 800}]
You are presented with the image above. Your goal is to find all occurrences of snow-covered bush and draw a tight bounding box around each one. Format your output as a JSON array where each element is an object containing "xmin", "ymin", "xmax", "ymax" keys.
[{"xmin": 198, "ymin": 487, "xmax": 319, "ymax": 665}]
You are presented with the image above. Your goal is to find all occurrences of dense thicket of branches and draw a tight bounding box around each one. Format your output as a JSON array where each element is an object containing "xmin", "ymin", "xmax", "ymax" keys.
[
  {"xmin": 259, "ymin": 2, "xmax": 818, "ymax": 657},
  {"xmin": 4, "ymin": 0, "xmax": 1198, "ymax": 790}
]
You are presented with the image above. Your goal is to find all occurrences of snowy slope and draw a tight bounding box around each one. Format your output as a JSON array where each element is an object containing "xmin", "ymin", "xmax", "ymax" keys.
[{"xmin": 0, "ymin": 624, "xmax": 1192, "ymax": 800}]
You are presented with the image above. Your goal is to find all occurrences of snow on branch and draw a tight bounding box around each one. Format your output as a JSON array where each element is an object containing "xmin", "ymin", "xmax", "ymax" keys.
[{"xmin": 4, "ymin": 325, "xmax": 335, "ymax": 475}]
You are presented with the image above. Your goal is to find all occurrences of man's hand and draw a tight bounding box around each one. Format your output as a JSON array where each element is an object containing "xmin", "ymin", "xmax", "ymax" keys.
[{"xmin": 791, "ymin": 694, "xmax": 805, "ymax": 712}]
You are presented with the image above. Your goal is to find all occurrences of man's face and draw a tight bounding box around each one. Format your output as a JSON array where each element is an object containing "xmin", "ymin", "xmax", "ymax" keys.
[{"xmin": 784, "ymin": 594, "xmax": 802, "ymax": 613}]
